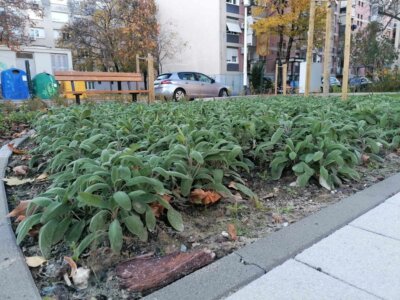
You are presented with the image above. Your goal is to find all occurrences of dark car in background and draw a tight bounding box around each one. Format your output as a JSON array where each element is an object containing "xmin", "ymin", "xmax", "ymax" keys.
[
  {"xmin": 154, "ymin": 72, "xmax": 231, "ymax": 101},
  {"xmin": 320, "ymin": 76, "xmax": 341, "ymax": 92},
  {"xmin": 349, "ymin": 76, "xmax": 372, "ymax": 92}
]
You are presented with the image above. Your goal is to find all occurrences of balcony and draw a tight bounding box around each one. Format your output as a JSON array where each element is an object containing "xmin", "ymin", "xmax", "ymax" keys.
[
  {"xmin": 226, "ymin": 3, "xmax": 240, "ymax": 14},
  {"xmin": 227, "ymin": 33, "xmax": 240, "ymax": 44}
]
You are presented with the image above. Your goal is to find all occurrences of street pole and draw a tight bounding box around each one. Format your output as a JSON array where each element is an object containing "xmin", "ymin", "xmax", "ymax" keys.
[
  {"xmin": 243, "ymin": 1, "xmax": 250, "ymax": 95},
  {"xmin": 323, "ymin": 1, "xmax": 334, "ymax": 96},
  {"xmin": 305, "ymin": 0, "xmax": 316, "ymax": 96},
  {"xmin": 342, "ymin": 0, "xmax": 352, "ymax": 101}
]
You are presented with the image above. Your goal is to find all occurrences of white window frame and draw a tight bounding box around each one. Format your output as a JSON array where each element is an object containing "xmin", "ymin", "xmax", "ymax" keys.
[
  {"xmin": 51, "ymin": 11, "xmax": 69, "ymax": 23},
  {"xmin": 29, "ymin": 28, "xmax": 46, "ymax": 39},
  {"xmin": 226, "ymin": 0, "xmax": 239, "ymax": 5},
  {"xmin": 50, "ymin": 0, "xmax": 68, "ymax": 5},
  {"xmin": 226, "ymin": 48, "xmax": 239, "ymax": 64}
]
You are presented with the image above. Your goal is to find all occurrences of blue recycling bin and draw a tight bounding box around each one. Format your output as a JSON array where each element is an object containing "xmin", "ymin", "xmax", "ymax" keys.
[{"xmin": 1, "ymin": 68, "xmax": 29, "ymax": 100}]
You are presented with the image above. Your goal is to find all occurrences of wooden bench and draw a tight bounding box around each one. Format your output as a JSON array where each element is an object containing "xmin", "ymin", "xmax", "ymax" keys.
[{"xmin": 54, "ymin": 71, "xmax": 149, "ymax": 104}]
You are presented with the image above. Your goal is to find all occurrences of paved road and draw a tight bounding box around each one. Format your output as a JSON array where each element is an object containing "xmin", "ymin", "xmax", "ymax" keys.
[{"xmin": 226, "ymin": 193, "xmax": 400, "ymax": 300}]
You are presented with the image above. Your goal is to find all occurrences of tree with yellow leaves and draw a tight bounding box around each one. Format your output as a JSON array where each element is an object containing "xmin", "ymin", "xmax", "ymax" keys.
[
  {"xmin": 59, "ymin": 0, "xmax": 158, "ymax": 72},
  {"xmin": 253, "ymin": 0, "xmax": 326, "ymax": 64}
]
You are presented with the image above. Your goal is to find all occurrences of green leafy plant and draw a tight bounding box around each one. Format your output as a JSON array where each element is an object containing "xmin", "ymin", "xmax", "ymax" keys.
[{"xmin": 17, "ymin": 95, "xmax": 400, "ymax": 258}]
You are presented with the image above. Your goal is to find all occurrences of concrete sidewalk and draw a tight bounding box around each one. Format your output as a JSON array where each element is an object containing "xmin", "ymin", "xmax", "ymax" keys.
[{"xmin": 226, "ymin": 193, "xmax": 400, "ymax": 300}]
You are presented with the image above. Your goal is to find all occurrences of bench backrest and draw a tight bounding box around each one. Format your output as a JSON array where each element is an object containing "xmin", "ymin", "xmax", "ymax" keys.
[{"xmin": 54, "ymin": 71, "xmax": 143, "ymax": 82}]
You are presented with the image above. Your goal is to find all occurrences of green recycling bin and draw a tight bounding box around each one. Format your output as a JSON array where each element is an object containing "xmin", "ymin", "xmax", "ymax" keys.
[{"xmin": 32, "ymin": 73, "xmax": 59, "ymax": 100}]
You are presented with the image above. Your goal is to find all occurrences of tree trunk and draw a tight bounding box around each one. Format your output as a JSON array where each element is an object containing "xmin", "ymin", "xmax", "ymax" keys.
[{"xmin": 277, "ymin": 30, "xmax": 284, "ymax": 87}]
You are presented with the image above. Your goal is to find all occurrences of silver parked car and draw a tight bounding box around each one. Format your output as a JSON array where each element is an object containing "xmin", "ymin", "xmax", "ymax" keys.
[{"xmin": 154, "ymin": 72, "xmax": 231, "ymax": 101}]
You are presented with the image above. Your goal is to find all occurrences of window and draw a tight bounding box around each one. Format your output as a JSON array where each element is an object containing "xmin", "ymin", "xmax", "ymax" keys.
[
  {"xmin": 178, "ymin": 72, "xmax": 196, "ymax": 81},
  {"xmin": 51, "ymin": 54, "xmax": 69, "ymax": 72},
  {"xmin": 29, "ymin": 28, "xmax": 45, "ymax": 39},
  {"xmin": 28, "ymin": 9, "xmax": 42, "ymax": 20},
  {"xmin": 50, "ymin": 0, "xmax": 68, "ymax": 4},
  {"xmin": 156, "ymin": 73, "xmax": 172, "ymax": 80},
  {"xmin": 226, "ymin": 19, "xmax": 242, "ymax": 33},
  {"xmin": 51, "ymin": 11, "xmax": 69, "ymax": 22},
  {"xmin": 226, "ymin": 48, "xmax": 238, "ymax": 64},
  {"xmin": 53, "ymin": 30, "xmax": 60, "ymax": 40},
  {"xmin": 196, "ymin": 73, "xmax": 212, "ymax": 83},
  {"xmin": 226, "ymin": 0, "xmax": 238, "ymax": 5},
  {"xmin": 16, "ymin": 52, "xmax": 34, "ymax": 59}
]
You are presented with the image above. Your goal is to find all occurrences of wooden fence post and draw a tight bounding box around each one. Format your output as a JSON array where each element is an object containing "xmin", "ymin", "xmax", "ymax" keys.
[
  {"xmin": 275, "ymin": 64, "xmax": 279, "ymax": 95},
  {"xmin": 147, "ymin": 53, "xmax": 155, "ymax": 103},
  {"xmin": 283, "ymin": 64, "xmax": 288, "ymax": 95},
  {"xmin": 305, "ymin": 0, "xmax": 316, "ymax": 96}
]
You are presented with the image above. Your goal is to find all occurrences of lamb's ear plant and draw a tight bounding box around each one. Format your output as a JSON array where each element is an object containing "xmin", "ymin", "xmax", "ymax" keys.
[{"xmin": 17, "ymin": 95, "xmax": 400, "ymax": 258}]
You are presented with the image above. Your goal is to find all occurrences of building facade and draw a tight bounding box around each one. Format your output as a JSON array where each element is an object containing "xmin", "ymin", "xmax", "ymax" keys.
[
  {"xmin": 156, "ymin": 0, "xmax": 253, "ymax": 95},
  {"xmin": 0, "ymin": 0, "xmax": 73, "ymax": 77}
]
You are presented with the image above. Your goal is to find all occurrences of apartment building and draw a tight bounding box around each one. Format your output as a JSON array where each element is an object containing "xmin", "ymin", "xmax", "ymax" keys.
[
  {"xmin": 0, "ymin": 0, "xmax": 73, "ymax": 77},
  {"xmin": 338, "ymin": 0, "xmax": 400, "ymax": 75},
  {"xmin": 155, "ymin": 0, "xmax": 254, "ymax": 95}
]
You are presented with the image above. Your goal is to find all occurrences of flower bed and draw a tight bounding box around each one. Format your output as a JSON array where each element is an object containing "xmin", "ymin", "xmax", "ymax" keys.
[{"xmin": 6, "ymin": 95, "xmax": 400, "ymax": 298}]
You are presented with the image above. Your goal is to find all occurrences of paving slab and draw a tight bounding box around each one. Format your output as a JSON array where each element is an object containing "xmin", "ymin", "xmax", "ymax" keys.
[
  {"xmin": 296, "ymin": 226, "xmax": 400, "ymax": 300},
  {"xmin": 385, "ymin": 193, "xmax": 400, "ymax": 207},
  {"xmin": 235, "ymin": 172, "xmax": 400, "ymax": 270},
  {"xmin": 143, "ymin": 253, "xmax": 264, "ymax": 300},
  {"xmin": 226, "ymin": 259, "xmax": 379, "ymax": 300},
  {"xmin": 350, "ymin": 202, "xmax": 400, "ymax": 240}
]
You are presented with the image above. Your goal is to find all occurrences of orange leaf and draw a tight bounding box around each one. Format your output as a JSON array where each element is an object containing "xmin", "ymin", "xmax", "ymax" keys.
[
  {"xmin": 362, "ymin": 154, "xmax": 370, "ymax": 163},
  {"xmin": 64, "ymin": 256, "xmax": 78, "ymax": 277},
  {"xmin": 16, "ymin": 215, "xmax": 26, "ymax": 223},
  {"xmin": 190, "ymin": 189, "xmax": 221, "ymax": 205},
  {"xmin": 151, "ymin": 195, "xmax": 171, "ymax": 218},
  {"xmin": 6, "ymin": 200, "xmax": 32, "ymax": 218},
  {"xmin": 227, "ymin": 224, "xmax": 238, "ymax": 241},
  {"xmin": 7, "ymin": 143, "xmax": 27, "ymax": 155}
]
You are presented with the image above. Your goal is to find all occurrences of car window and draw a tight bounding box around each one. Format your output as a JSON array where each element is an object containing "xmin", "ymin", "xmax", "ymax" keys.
[
  {"xmin": 196, "ymin": 73, "xmax": 212, "ymax": 83},
  {"xmin": 156, "ymin": 73, "xmax": 171, "ymax": 80},
  {"xmin": 178, "ymin": 72, "xmax": 196, "ymax": 81}
]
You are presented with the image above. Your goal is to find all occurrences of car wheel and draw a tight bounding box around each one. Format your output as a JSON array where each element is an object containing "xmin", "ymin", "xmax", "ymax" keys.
[
  {"xmin": 219, "ymin": 89, "xmax": 229, "ymax": 97},
  {"xmin": 173, "ymin": 89, "xmax": 186, "ymax": 101}
]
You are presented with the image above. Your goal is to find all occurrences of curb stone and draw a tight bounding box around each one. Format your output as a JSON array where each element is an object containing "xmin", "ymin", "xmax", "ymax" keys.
[
  {"xmin": 0, "ymin": 131, "xmax": 41, "ymax": 300},
  {"xmin": 145, "ymin": 172, "xmax": 400, "ymax": 300}
]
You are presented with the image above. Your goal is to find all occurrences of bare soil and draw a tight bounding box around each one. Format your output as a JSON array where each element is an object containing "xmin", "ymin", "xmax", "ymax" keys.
[{"xmin": 5, "ymin": 138, "xmax": 400, "ymax": 300}]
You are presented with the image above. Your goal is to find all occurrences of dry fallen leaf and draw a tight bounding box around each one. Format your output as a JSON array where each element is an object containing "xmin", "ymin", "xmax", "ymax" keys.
[
  {"xmin": 16, "ymin": 215, "xmax": 26, "ymax": 223},
  {"xmin": 26, "ymin": 256, "xmax": 47, "ymax": 268},
  {"xmin": 362, "ymin": 154, "xmax": 370, "ymax": 164},
  {"xmin": 12, "ymin": 129, "xmax": 28, "ymax": 139},
  {"xmin": 227, "ymin": 224, "xmax": 238, "ymax": 241},
  {"xmin": 6, "ymin": 200, "xmax": 32, "ymax": 218},
  {"xmin": 13, "ymin": 165, "xmax": 29, "ymax": 176},
  {"xmin": 2, "ymin": 177, "xmax": 34, "ymax": 186},
  {"xmin": 36, "ymin": 172, "xmax": 49, "ymax": 182},
  {"xmin": 21, "ymin": 154, "xmax": 32, "ymax": 161},
  {"xmin": 151, "ymin": 195, "xmax": 171, "ymax": 218},
  {"xmin": 190, "ymin": 189, "xmax": 221, "ymax": 205},
  {"xmin": 72, "ymin": 268, "xmax": 91, "ymax": 290},
  {"xmin": 228, "ymin": 181, "xmax": 238, "ymax": 190},
  {"xmin": 7, "ymin": 143, "xmax": 27, "ymax": 155},
  {"xmin": 64, "ymin": 256, "xmax": 78, "ymax": 277},
  {"xmin": 272, "ymin": 213, "xmax": 283, "ymax": 224},
  {"xmin": 262, "ymin": 193, "xmax": 275, "ymax": 200}
]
